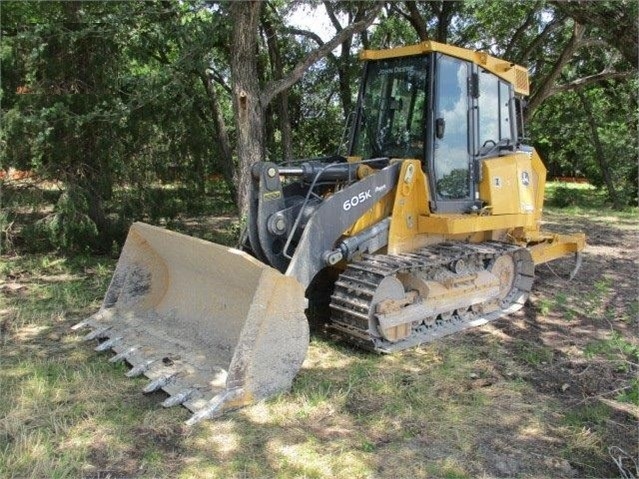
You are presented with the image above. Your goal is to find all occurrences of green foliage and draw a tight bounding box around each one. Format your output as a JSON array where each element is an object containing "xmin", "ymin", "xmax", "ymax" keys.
[
  {"xmin": 547, "ymin": 185, "xmax": 579, "ymax": 208},
  {"xmin": 531, "ymin": 81, "xmax": 638, "ymax": 208},
  {"xmin": 1, "ymin": 0, "xmax": 636, "ymax": 253},
  {"xmin": 545, "ymin": 182, "xmax": 638, "ymax": 216},
  {"xmin": 1, "ymin": 1, "xmax": 237, "ymax": 253},
  {"xmin": 27, "ymin": 187, "xmax": 99, "ymax": 253},
  {"xmin": 616, "ymin": 378, "xmax": 639, "ymax": 405},
  {"xmin": 367, "ymin": 6, "xmax": 420, "ymax": 48},
  {"xmin": 584, "ymin": 331, "xmax": 639, "ymax": 366}
]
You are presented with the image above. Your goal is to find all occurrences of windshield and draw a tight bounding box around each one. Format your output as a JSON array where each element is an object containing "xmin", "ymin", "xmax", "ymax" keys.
[{"xmin": 351, "ymin": 55, "xmax": 429, "ymax": 160}]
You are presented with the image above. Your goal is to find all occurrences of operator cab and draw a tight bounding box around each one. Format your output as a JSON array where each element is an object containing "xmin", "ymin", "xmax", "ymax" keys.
[{"xmin": 349, "ymin": 46, "xmax": 521, "ymax": 214}]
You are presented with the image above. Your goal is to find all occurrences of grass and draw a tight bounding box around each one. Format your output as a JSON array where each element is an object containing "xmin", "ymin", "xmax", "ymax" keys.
[
  {"xmin": 1, "ymin": 181, "xmax": 637, "ymax": 478},
  {"xmin": 584, "ymin": 331, "xmax": 639, "ymax": 375},
  {"xmin": 514, "ymin": 340, "xmax": 555, "ymax": 366},
  {"xmin": 545, "ymin": 181, "xmax": 637, "ymax": 218},
  {"xmin": 1, "ymin": 251, "xmax": 636, "ymax": 478}
]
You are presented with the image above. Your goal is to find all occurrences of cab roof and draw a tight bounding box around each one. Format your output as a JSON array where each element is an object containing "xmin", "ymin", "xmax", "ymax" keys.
[{"xmin": 360, "ymin": 40, "xmax": 530, "ymax": 96}]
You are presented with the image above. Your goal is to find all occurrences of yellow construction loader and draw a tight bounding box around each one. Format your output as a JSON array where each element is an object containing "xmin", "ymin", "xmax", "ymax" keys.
[{"xmin": 75, "ymin": 41, "xmax": 585, "ymax": 425}]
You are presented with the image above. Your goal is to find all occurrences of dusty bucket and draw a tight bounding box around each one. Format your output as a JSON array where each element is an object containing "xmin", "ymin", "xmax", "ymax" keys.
[{"xmin": 74, "ymin": 222, "xmax": 309, "ymax": 424}]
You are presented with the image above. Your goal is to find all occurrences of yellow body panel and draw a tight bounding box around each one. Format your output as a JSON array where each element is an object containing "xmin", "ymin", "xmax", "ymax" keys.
[
  {"xmin": 528, "ymin": 233, "xmax": 585, "ymax": 265},
  {"xmin": 381, "ymin": 160, "xmax": 537, "ymax": 238},
  {"xmin": 417, "ymin": 213, "xmax": 535, "ymax": 235},
  {"xmin": 530, "ymin": 149, "xmax": 547, "ymax": 228},
  {"xmin": 345, "ymin": 191, "xmax": 395, "ymax": 236},
  {"xmin": 387, "ymin": 161, "xmax": 433, "ymax": 254},
  {"xmin": 479, "ymin": 153, "xmax": 538, "ymax": 216},
  {"xmin": 341, "ymin": 156, "xmax": 583, "ymax": 265}
]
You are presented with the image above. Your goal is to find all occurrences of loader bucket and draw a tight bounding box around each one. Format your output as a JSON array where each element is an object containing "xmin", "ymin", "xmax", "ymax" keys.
[{"xmin": 74, "ymin": 222, "xmax": 309, "ymax": 425}]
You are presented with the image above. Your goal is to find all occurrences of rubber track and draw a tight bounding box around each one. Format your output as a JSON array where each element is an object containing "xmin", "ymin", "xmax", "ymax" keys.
[{"xmin": 328, "ymin": 241, "xmax": 534, "ymax": 353}]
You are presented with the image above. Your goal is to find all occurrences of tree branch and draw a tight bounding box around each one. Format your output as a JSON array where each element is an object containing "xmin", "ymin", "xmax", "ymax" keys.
[
  {"xmin": 504, "ymin": 3, "xmax": 540, "ymax": 59},
  {"xmin": 285, "ymin": 28, "xmax": 339, "ymax": 66},
  {"xmin": 551, "ymin": 0, "xmax": 638, "ymax": 68},
  {"xmin": 261, "ymin": 3, "xmax": 381, "ymax": 106},
  {"xmin": 551, "ymin": 70, "xmax": 634, "ymax": 95},
  {"xmin": 526, "ymin": 22, "xmax": 586, "ymax": 119},
  {"xmin": 577, "ymin": 38, "xmax": 611, "ymax": 50},
  {"xmin": 286, "ymin": 27, "xmax": 325, "ymax": 47},
  {"xmin": 205, "ymin": 67, "xmax": 232, "ymax": 94},
  {"xmin": 387, "ymin": 3, "xmax": 412, "ymax": 24},
  {"xmin": 404, "ymin": 1, "xmax": 429, "ymax": 41},
  {"xmin": 323, "ymin": 1, "xmax": 344, "ymax": 32},
  {"xmin": 519, "ymin": 16, "xmax": 563, "ymax": 64}
]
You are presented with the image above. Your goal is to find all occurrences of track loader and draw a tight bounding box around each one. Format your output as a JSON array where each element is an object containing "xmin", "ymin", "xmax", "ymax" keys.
[{"xmin": 76, "ymin": 41, "xmax": 585, "ymax": 424}]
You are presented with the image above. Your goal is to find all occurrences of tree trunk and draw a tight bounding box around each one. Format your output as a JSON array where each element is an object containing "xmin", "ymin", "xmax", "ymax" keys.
[
  {"xmin": 404, "ymin": 1, "xmax": 429, "ymax": 40},
  {"xmin": 200, "ymin": 73, "xmax": 237, "ymax": 201},
  {"xmin": 435, "ymin": 1, "xmax": 459, "ymax": 43},
  {"xmin": 576, "ymin": 90, "xmax": 622, "ymax": 210},
  {"xmin": 229, "ymin": 1, "xmax": 380, "ymax": 217},
  {"xmin": 230, "ymin": 1, "xmax": 265, "ymax": 216},
  {"xmin": 324, "ymin": 3, "xmax": 360, "ymax": 119},
  {"xmin": 263, "ymin": 16, "xmax": 293, "ymax": 160}
]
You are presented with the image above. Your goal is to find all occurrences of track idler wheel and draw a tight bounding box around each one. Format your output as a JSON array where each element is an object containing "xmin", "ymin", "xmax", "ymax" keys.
[
  {"xmin": 489, "ymin": 247, "xmax": 535, "ymax": 312},
  {"xmin": 491, "ymin": 254, "xmax": 516, "ymax": 305},
  {"xmin": 373, "ymin": 276, "xmax": 416, "ymax": 342}
]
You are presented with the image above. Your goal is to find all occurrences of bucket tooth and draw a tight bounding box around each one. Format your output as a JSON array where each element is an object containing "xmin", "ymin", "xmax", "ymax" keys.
[
  {"xmin": 95, "ymin": 337, "xmax": 122, "ymax": 352},
  {"xmin": 109, "ymin": 346, "xmax": 138, "ymax": 363},
  {"xmin": 125, "ymin": 359, "xmax": 155, "ymax": 378},
  {"xmin": 84, "ymin": 326, "xmax": 111, "ymax": 341},
  {"xmin": 162, "ymin": 388, "xmax": 196, "ymax": 408},
  {"xmin": 185, "ymin": 388, "xmax": 245, "ymax": 426},
  {"xmin": 72, "ymin": 312, "xmax": 106, "ymax": 331},
  {"xmin": 143, "ymin": 373, "xmax": 177, "ymax": 394},
  {"xmin": 71, "ymin": 320, "xmax": 90, "ymax": 331}
]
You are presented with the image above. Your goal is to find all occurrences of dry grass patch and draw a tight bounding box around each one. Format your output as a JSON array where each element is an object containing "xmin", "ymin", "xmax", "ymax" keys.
[{"xmin": 1, "ymin": 198, "xmax": 637, "ymax": 478}]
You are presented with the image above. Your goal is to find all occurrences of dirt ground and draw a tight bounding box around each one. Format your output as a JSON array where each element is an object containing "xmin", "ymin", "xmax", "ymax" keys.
[
  {"xmin": 523, "ymin": 209, "xmax": 637, "ymax": 403},
  {"xmin": 474, "ymin": 208, "xmax": 638, "ymax": 477},
  {"xmin": 173, "ymin": 208, "xmax": 639, "ymax": 477},
  {"xmin": 1, "ymin": 201, "xmax": 637, "ymax": 478}
]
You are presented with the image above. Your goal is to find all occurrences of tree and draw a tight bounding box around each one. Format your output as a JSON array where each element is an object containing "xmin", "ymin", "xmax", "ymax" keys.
[
  {"xmin": 387, "ymin": 1, "xmax": 463, "ymax": 43},
  {"xmin": 530, "ymin": 80, "xmax": 638, "ymax": 208},
  {"xmin": 551, "ymin": 0, "xmax": 638, "ymax": 68},
  {"xmin": 2, "ymin": 0, "xmax": 634, "ymax": 256},
  {"xmin": 352, "ymin": 0, "xmax": 637, "ymax": 205},
  {"xmin": 1, "ymin": 1, "xmax": 237, "ymax": 250},
  {"xmin": 227, "ymin": 0, "xmax": 381, "ymax": 215},
  {"xmin": 2, "ymin": 2, "xmax": 126, "ymax": 249}
]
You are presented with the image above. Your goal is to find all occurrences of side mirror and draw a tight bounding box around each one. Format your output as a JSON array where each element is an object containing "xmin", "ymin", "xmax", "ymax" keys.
[{"xmin": 435, "ymin": 117, "xmax": 446, "ymax": 139}]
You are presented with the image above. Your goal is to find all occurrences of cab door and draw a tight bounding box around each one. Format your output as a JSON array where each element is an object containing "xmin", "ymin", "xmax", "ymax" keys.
[{"xmin": 428, "ymin": 54, "xmax": 474, "ymax": 213}]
